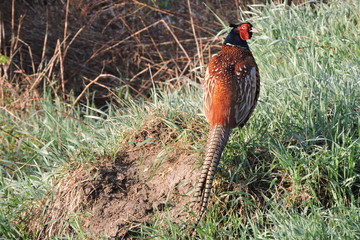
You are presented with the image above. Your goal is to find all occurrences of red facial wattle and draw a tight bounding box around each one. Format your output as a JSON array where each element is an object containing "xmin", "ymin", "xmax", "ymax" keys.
[{"xmin": 238, "ymin": 24, "xmax": 251, "ymax": 40}]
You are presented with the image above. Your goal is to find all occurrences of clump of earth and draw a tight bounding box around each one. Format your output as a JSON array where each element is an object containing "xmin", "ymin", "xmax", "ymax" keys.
[{"xmin": 28, "ymin": 117, "xmax": 203, "ymax": 239}]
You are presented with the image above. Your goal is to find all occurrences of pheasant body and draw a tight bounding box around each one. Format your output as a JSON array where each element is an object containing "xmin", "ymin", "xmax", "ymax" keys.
[
  {"xmin": 193, "ymin": 22, "xmax": 260, "ymax": 228},
  {"xmin": 204, "ymin": 45, "xmax": 260, "ymax": 128}
]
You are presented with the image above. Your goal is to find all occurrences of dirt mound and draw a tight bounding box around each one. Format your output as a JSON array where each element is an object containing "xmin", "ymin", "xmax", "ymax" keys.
[{"xmin": 29, "ymin": 117, "xmax": 202, "ymax": 239}]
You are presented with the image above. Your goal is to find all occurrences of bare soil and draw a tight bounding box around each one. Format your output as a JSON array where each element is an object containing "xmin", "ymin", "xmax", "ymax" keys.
[{"xmin": 29, "ymin": 117, "xmax": 202, "ymax": 239}]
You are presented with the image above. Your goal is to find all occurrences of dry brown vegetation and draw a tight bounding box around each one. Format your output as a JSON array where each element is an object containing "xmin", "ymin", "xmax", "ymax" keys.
[{"xmin": 0, "ymin": 0, "xmax": 309, "ymax": 109}]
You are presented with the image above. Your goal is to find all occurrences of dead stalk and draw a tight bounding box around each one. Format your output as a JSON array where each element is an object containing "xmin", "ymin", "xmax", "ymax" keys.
[
  {"xmin": 86, "ymin": 19, "xmax": 164, "ymax": 63},
  {"xmin": 187, "ymin": 0, "xmax": 203, "ymax": 68},
  {"xmin": 71, "ymin": 74, "xmax": 152, "ymax": 109},
  {"xmin": 161, "ymin": 19, "xmax": 191, "ymax": 61}
]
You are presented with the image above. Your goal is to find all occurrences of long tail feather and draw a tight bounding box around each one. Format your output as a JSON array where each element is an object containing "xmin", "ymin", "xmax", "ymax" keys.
[{"xmin": 192, "ymin": 124, "xmax": 231, "ymax": 229}]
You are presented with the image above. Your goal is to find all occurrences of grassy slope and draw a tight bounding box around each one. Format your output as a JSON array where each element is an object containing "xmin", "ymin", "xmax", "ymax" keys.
[{"xmin": 0, "ymin": 0, "xmax": 359, "ymax": 239}]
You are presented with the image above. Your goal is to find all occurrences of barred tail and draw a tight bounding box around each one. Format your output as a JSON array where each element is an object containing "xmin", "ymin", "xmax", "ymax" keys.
[{"xmin": 193, "ymin": 124, "xmax": 231, "ymax": 228}]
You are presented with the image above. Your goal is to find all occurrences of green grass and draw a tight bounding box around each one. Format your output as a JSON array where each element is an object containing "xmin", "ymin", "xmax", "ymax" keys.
[{"xmin": 1, "ymin": 0, "xmax": 359, "ymax": 239}]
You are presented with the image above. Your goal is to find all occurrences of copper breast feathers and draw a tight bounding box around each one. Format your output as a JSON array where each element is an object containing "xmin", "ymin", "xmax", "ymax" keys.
[{"xmin": 203, "ymin": 45, "xmax": 260, "ymax": 129}]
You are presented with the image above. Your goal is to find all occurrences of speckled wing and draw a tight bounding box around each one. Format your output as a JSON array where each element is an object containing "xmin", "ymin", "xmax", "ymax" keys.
[
  {"xmin": 233, "ymin": 62, "xmax": 260, "ymax": 127},
  {"xmin": 203, "ymin": 64, "xmax": 214, "ymax": 122}
]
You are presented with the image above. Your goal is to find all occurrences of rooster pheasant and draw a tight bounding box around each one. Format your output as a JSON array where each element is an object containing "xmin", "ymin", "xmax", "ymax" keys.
[{"xmin": 193, "ymin": 22, "xmax": 260, "ymax": 227}]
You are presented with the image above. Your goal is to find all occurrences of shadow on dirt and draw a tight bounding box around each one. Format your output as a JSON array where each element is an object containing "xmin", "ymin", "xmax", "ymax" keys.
[{"xmin": 28, "ymin": 117, "xmax": 202, "ymax": 239}]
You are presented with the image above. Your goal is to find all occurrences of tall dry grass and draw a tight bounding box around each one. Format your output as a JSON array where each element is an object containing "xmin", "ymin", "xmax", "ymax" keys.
[{"xmin": 1, "ymin": 0, "xmax": 310, "ymax": 110}]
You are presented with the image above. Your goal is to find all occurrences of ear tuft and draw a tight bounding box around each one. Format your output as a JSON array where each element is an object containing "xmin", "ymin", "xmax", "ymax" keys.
[{"xmin": 240, "ymin": 22, "xmax": 252, "ymax": 27}]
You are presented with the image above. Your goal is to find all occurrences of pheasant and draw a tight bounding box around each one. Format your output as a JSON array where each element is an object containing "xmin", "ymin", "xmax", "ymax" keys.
[{"xmin": 193, "ymin": 22, "xmax": 260, "ymax": 228}]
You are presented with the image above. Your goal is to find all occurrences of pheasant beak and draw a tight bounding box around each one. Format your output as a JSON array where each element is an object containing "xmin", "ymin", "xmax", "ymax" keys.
[{"xmin": 250, "ymin": 27, "xmax": 259, "ymax": 33}]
